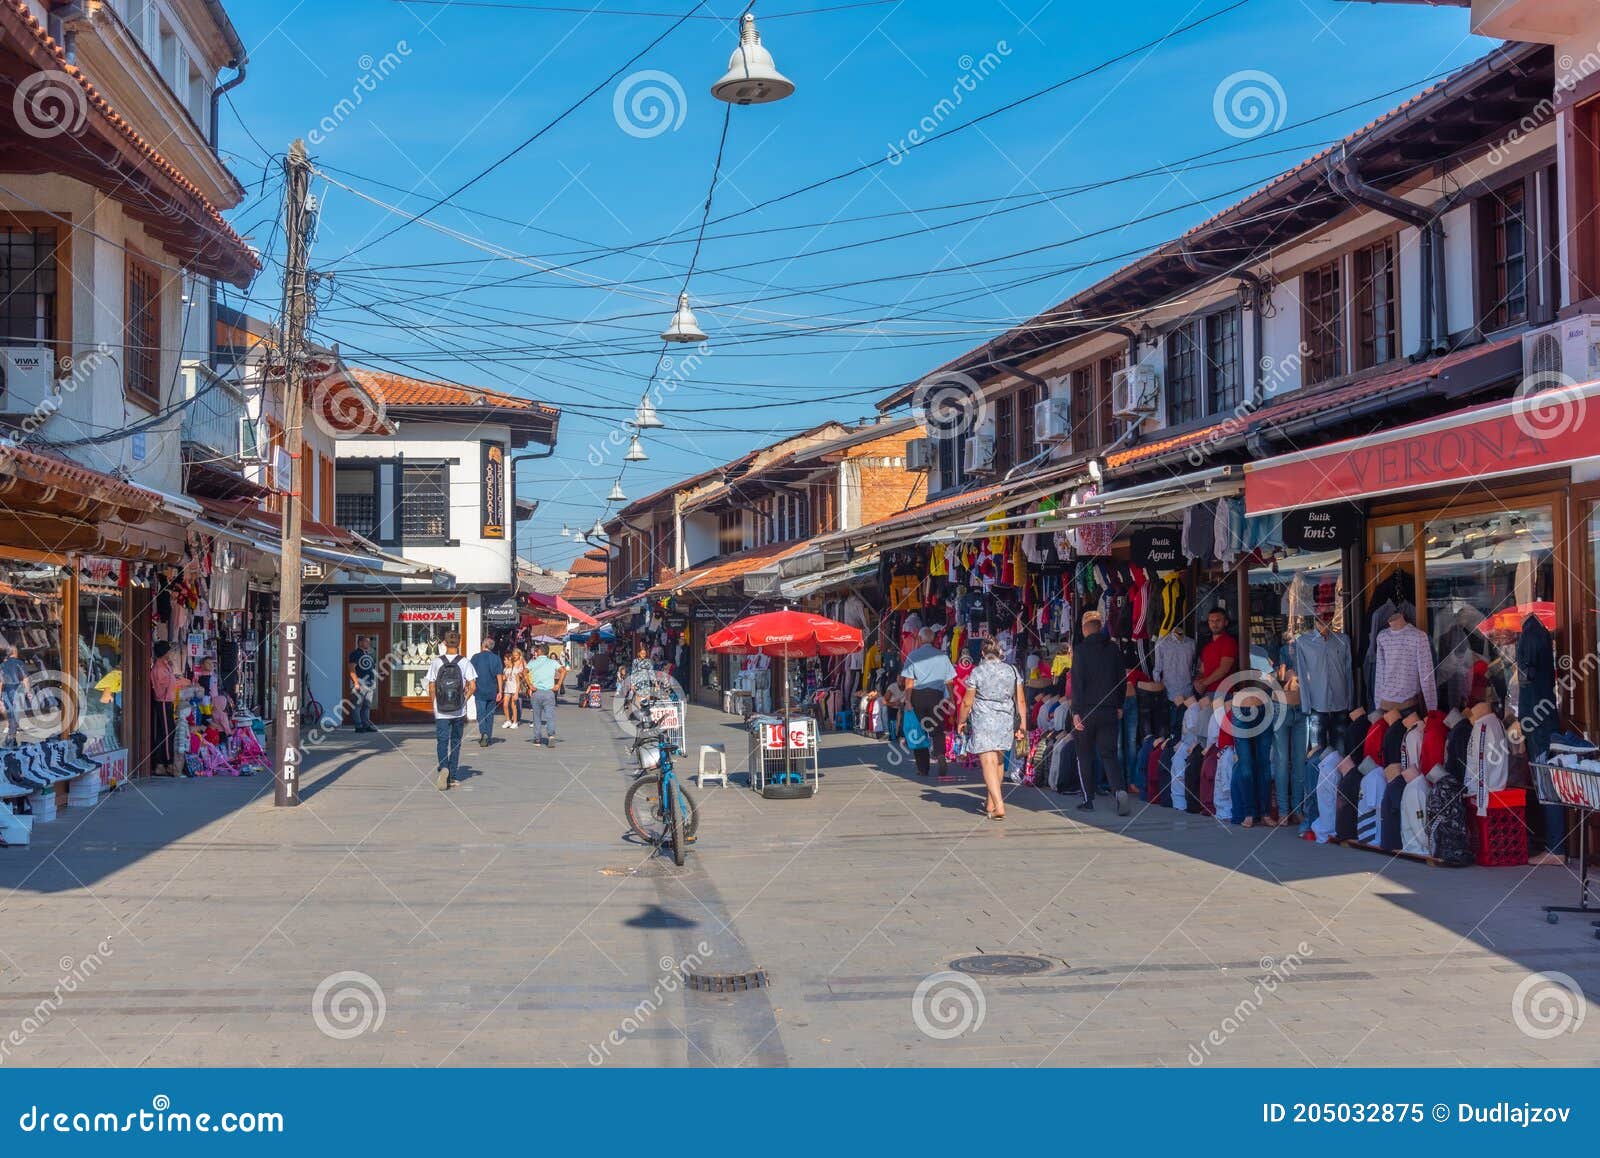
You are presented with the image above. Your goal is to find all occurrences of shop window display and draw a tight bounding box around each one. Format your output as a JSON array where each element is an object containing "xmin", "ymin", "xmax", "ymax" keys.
[
  {"xmin": 390, "ymin": 604, "xmax": 463, "ymax": 699},
  {"xmin": 1423, "ymin": 507, "xmax": 1552, "ymax": 715},
  {"xmin": 76, "ymin": 564, "xmax": 124, "ymax": 750},
  {"xmin": 0, "ymin": 563, "xmax": 65, "ymax": 743}
]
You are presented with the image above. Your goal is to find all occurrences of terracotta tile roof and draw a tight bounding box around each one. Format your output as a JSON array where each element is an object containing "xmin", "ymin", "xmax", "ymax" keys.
[
  {"xmin": 560, "ymin": 574, "xmax": 607, "ymax": 602},
  {"xmin": 647, "ymin": 539, "xmax": 812, "ymax": 597},
  {"xmin": 0, "ymin": 1, "xmax": 257, "ymax": 285},
  {"xmin": 347, "ymin": 367, "xmax": 558, "ymax": 416},
  {"xmin": 0, "ymin": 445, "xmax": 166, "ymax": 516},
  {"xmin": 568, "ymin": 553, "xmax": 608, "ymax": 577},
  {"xmin": 1106, "ymin": 336, "xmax": 1522, "ymax": 470}
]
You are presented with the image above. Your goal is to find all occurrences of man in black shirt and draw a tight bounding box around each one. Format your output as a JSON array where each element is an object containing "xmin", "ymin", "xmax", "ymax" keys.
[
  {"xmin": 347, "ymin": 636, "xmax": 377, "ymax": 733},
  {"xmin": 1072, "ymin": 610, "xmax": 1130, "ymax": 815},
  {"xmin": 470, "ymin": 638, "xmax": 505, "ymax": 747}
]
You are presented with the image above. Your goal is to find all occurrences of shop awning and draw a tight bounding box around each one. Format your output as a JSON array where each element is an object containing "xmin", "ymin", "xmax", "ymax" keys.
[
  {"xmin": 815, "ymin": 460, "xmax": 1090, "ymax": 556},
  {"xmin": 780, "ymin": 555, "xmax": 879, "ymax": 600},
  {"xmin": 646, "ymin": 539, "xmax": 813, "ymax": 598},
  {"xmin": 1243, "ymin": 381, "xmax": 1600, "ymax": 516},
  {"xmin": 191, "ymin": 498, "xmax": 452, "ymax": 581},
  {"xmin": 936, "ymin": 465, "xmax": 1242, "ymax": 541},
  {"xmin": 524, "ymin": 590, "xmax": 599, "ymax": 627}
]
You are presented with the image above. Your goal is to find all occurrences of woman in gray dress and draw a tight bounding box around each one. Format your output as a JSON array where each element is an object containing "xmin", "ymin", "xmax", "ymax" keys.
[{"xmin": 956, "ymin": 637, "xmax": 1028, "ymax": 820}]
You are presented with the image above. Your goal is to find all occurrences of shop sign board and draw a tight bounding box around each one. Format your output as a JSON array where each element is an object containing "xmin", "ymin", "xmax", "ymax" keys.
[
  {"xmin": 348, "ymin": 601, "xmax": 386, "ymax": 624},
  {"xmin": 272, "ymin": 621, "xmax": 303, "ymax": 807},
  {"xmin": 95, "ymin": 748, "xmax": 128, "ymax": 788},
  {"xmin": 482, "ymin": 597, "xmax": 520, "ymax": 627},
  {"xmin": 1245, "ymin": 384, "xmax": 1600, "ymax": 515},
  {"xmin": 1130, "ymin": 528, "xmax": 1185, "ymax": 569},
  {"xmin": 302, "ymin": 591, "xmax": 330, "ymax": 613},
  {"xmin": 186, "ymin": 631, "xmax": 206, "ymax": 660},
  {"xmin": 398, "ymin": 605, "xmax": 457, "ymax": 624},
  {"xmin": 481, "ymin": 441, "xmax": 507, "ymax": 540},
  {"xmin": 1282, "ymin": 504, "xmax": 1362, "ymax": 550},
  {"xmin": 762, "ymin": 718, "xmax": 813, "ymax": 750}
]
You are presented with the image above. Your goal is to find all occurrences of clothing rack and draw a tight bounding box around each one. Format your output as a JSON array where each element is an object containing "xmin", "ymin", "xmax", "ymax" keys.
[{"xmin": 1531, "ymin": 758, "xmax": 1600, "ymax": 937}]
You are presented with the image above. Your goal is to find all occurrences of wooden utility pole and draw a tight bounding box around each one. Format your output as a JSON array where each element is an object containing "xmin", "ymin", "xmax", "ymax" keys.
[{"xmin": 273, "ymin": 139, "xmax": 312, "ymax": 808}]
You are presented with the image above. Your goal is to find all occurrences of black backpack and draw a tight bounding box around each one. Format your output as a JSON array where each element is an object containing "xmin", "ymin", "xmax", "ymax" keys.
[{"xmin": 434, "ymin": 656, "xmax": 465, "ymax": 714}]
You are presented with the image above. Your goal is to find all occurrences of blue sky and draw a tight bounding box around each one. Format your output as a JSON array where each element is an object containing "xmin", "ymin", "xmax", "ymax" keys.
[{"xmin": 218, "ymin": 0, "xmax": 1497, "ymax": 566}]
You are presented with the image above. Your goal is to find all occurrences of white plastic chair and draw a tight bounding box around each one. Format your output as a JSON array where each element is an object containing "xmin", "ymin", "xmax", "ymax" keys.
[{"xmin": 697, "ymin": 743, "xmax": 728, "ymax": 788}]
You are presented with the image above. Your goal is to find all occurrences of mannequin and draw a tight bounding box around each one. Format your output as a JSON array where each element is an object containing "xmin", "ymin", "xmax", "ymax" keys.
[
  {"xmin": 1464, "ymin": 700, "xmax": 1509, "ymax": 814},
  {"xmin": 1292, "ymin": 612, "xmax": 1354, "ymax": 738},
  {"xmin": 1151, "ymin": 623, "xmax": 1195, "ymax": 723},
  {"xmin": 1372, "ymin": 608, "xmax": 1438, "ymax": 712}
]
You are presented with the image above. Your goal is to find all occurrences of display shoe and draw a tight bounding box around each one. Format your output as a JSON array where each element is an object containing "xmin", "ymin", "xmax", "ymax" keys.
[
  {"xmin": 0, "ymin": 750, "xmax": 39, "ymax": 791},
  {"xmin": 12, "ymin": 748, "xmax": 54, "ymax": 788},
  {"xmin": 48, "ymin": 741, "xmax": 96, "ymax": 777}
]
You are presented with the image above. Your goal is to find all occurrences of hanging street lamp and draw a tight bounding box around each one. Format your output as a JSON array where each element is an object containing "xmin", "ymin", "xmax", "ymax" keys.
[
  {"xmin": 661, "ymin": 292, "xmax": 707, "ymax": 344},
  {"xmin": 712, "ymin": 12, "xmax": 795, "ymax": 105}
]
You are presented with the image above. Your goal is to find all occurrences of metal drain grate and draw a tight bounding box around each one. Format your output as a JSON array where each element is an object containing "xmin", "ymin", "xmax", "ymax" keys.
[
  {"xmin": 684, "ymin": 968, "xmax": 769, "ymax": 992},
  {"xmin": 949, "ymin": 953, "xmax": 1055, "ymax": 977}
]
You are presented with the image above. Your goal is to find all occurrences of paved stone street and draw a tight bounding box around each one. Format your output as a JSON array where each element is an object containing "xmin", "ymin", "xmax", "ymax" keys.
[{"xmin": 1, "ymin": 696, "xmax": 1597, "ymax": 1067}]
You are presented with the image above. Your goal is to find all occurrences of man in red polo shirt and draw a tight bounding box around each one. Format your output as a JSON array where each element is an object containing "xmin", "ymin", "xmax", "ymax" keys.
[{"xmin": 1194, "ymin": 607, "xmax": 1239, "ymax": 695}]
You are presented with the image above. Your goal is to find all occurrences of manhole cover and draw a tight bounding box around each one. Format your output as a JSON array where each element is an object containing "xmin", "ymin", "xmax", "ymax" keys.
[
  {"xmin": 599, "ymin": 864, "xmax": 670, "ymax": 878},
  {"xmin": 684, "ymin": 968, "xmax": 769, "ymax": 992},
  {"xmin": 949, "ymin": 954, "xmax": 1054, "ymax": 977}
]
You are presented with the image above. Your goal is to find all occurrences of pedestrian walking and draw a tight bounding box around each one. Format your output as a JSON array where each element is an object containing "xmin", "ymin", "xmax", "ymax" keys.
[
  {"xmin": 424, "ymin": 631, "xmax": 476, "ymax": 790},
  {"xmin": 346, "ymin": 635, "xmax": 378, "ymax": 733},
  {"xmin": 955, "ymin": 637, "xmax": 1027, "ymax": 819},
  {"xmin": 470, "ymin": 637, "xmax": 504, "ymax": 747},
  {"xmin": 502, "ymin": 647, "xmax": 527, "ymax": 729},
  {"xmin": 1072, "ymin": 610, "xmax": 1130, "ymax": 814},
  {"xmin": 901, "ymin": 627, "xmax": 956, "ymax": 777},
  {"xmin": 526, "ymin": 647, "xmax": 562, "ymax": 746}
]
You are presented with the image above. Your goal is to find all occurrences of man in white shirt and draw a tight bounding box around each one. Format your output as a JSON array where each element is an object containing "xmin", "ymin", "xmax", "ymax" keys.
[{"xmin": 424, "ymin": 631, "xmax": 477, "ymax": 790}]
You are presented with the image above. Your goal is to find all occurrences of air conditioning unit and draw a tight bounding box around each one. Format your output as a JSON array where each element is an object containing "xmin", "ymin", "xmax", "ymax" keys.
[
  {"xmin": 0, "ymin": 347, "xmax": 55, "ymax": 415},
  {"xmin": 1034, "ymin": 394, "xmax": 1071, "ymax": 442},
  {"xmin": 1112, "ymin": 364, "xmax": 1159, "ymax": 417},
  {"xmin": 963, "ymin": 429, "xmax": 996, "ymax": 475},
  {"xmin": 904, "ymin": 437, "xmax": 932, "ymax": 472},
  {"xmin": 1522, "ymin": 317, "xmax": 1600, "ymax": 386},
  {"xmin": 238, "ymin": 416, "xmax": 266, "ymax": 463}
]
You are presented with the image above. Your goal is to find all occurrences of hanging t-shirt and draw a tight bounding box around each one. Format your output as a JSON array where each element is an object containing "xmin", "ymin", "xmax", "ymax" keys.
[
  {"xmin": 1356, "ymin": 767, "xmax": 1387, "ymax": 843},
  {"xmin": 1400, "ymin": 775, "xmax": 1430, "ymax": 856}
]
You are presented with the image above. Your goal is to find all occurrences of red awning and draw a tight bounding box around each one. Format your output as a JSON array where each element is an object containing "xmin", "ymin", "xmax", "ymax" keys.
[
  {"xmin": 1244, "ymin": 381, "xmax": 1600, "ymax": 516},
  {"xmin": 524, "ymin": 590, "xmax": 599, "ymax": 627}
]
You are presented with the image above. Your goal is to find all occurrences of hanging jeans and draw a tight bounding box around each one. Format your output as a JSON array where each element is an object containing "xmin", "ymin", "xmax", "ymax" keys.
[
  {"xmin": 1272, "ymin": 705, "xmax": 1308, "ymax": 823},
  {"xmin": 1230, "ymin": 704, "xmax": 1271, "ymax": 823},
  {"xmin": 1118, "ymin": 695, "xmax": 1139, "ymax": 785}
]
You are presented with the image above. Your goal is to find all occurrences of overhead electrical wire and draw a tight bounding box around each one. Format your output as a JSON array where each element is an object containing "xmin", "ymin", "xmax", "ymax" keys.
[{"xmin": 335, "ymin": 0, "xmax": 712, "ymax": 263}]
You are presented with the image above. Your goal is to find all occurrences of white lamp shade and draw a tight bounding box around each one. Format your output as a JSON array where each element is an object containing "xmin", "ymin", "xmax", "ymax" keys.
[
  {"xmin": 607, "ymin": 481, "xmax": 626, "ymax": 503},
  {"xmin": 712, "ymin": 13, "xmax": 794, "ymax": 105},
  {"xmin": 625, "ymin": 434, "xmax": 649, "ymax": 462},
  {"xmin": 560, "ymin": 524, "xmax": 571, "ymax": 538},
  {"xmin": 590, "ymin": 518, "xmax": 606, "ymax": 538},
  {"xmin": 633, "ymin": 398, "xmax": 665, "ymax": 429},
  {"xmin": 661, "ymin": 292, "xmax": 707, "ymax": 344}
]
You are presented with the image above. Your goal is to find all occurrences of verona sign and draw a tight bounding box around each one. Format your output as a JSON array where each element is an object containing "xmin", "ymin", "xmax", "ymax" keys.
[{"xmin": 1244, "ymin": 384, "xmax": 1600, "ymax": 516}]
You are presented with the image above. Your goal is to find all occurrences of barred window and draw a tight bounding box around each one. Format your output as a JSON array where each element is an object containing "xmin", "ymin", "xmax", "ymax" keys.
[
  {"xmin": 1302, "ymin": 260, "xmax": 1345, "ymax": 384},
  {"xmin": 1166, "ymin": 321, "xmax": 1201, "ymax": 426},
  {"xmin": 401, "ymin": 464, "xmax": 449, "ymax": 541},
  {"xmin": 335, "ymin": 467, "xmax": 378, "ymax": 538},
  {"xmin": 0, "ymin": 227, "xmax": 56, "ymax": 347},
  {"xmin": 1355, "ymin": 238, "xmax": 1399, "ymax": 368},
  {"xmin": 1205, "ymin": 308, "xmax": 1243, "ymax": 413},
  {"xmin": 125, "ymin": 253, "xmax": 162, "ymax": 406}
]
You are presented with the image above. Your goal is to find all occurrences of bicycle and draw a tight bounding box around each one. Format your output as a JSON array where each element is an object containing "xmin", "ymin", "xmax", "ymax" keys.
[
  {"xmin": 302, "ymin": 689, "xmax": 325, "ymax": 728},
  {"xmin": 623, "ymin": 724, "xmax": 699, "ymax": 866}
]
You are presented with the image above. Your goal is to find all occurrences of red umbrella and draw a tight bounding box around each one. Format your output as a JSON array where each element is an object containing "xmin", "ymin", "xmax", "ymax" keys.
[
  {"xmin": 705, "ymin": 610, "xmax": 862, "ymax": 729},
  {"xmin": 1476, "ymin": 601, "xmax": 1556, "ymax": 635},
  {"xmin": 705, "ymin": 609, "xmax": 862, "ymax": 659}
]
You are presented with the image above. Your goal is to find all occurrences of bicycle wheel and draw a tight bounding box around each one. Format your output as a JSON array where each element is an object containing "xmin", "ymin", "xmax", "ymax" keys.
[
  {"xmin": 625, "ymin": 775, "xmax": 668, "ymax": 844},
  {"xmin": 669, "ymin": 780, "xmax": 686, "ymax": 866},
  {"xmin": 625, "ymin": 775, "xmax": 700, "ymax": 844},
  {"xmin": 304, "ymin": 698, "xmax": 324, "ymax": 726}
]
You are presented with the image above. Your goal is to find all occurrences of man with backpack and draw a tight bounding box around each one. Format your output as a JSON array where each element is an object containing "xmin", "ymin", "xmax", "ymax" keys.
[{"xmin": 424, "ymin": 631, "xmax": 476, "ymax": 790}]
